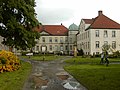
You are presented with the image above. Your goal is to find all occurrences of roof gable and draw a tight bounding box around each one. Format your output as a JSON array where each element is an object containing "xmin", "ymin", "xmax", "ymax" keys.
[
  {"xmin": 40, "ymin": 31, "xmax": 50, "ymax": 35},
  {"xmin": 35, "ymin": 25, "xmax": 68, "ymax": 36},
  {"xmin": 83, "ymin": 19, "xmax": 94, "ymax": 24},
  {"xmin": 89, "ymin": 11, "xmax": 120, "ymax": 29}
]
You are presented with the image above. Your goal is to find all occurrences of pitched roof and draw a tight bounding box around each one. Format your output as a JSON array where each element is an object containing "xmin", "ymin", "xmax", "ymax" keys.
[
  {"xmin": 83, "ymin": 19, "xmax": 94, "ymax": 24},
  {"xmin": 35, "ymin": 25, "xmax": 68, "ymax": 36},
  {"xmin": 86, "ymin": 11, "xmax": 120, "ymax": 29}
]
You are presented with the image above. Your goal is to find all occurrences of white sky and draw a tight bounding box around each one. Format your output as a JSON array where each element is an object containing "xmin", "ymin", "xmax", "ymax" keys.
[{"xmin": 35, "ymin": 0, "xmax": 120, "ymax": 28}]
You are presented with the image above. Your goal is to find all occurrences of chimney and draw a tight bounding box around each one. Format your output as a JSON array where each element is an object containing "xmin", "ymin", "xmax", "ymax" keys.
[{"xmin": 98, "ymin": 10, "xmax": 103, "ymax": 16}]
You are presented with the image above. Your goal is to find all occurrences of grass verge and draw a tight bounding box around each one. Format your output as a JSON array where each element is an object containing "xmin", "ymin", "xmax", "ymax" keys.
[
  {"xmin": 65, "ymin": 56, "xmax": 120, "ymax": 64},
  {"xmin": 0, "ymin": 61, "xmax": 32, "ymax": 90},
  {"xmin": 64, "ymin": 57, "xmax": 120, "ymax": 90},
  {"xmin": 21, "ymin": 55, "xmax": 64, "ymax": 61}
]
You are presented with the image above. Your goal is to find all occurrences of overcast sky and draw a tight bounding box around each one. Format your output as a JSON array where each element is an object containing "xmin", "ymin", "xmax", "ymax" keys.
[{"xmin": 34, "ymin": 0, "xmax": 120, "ymax": 28}]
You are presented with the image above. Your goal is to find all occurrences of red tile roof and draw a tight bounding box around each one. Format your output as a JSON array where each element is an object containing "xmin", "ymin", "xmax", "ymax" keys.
[
  {"xmin": 83, "ymin": 19, "xmax": 94, "ymax": 24},
  {"xmin": 85, "ymin": 11, "xmax": 120, "ymax": 29},
  {"xmin": 35, "ymin": 25, "xmax": 68, "ymax": 36}
]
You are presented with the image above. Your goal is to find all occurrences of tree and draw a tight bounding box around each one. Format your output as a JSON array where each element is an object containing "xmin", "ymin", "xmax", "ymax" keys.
[
  {"xmin": 0, "ymin": 0, "xmax": 40, "ymax": 50},
  {"xmin": 77, "ymin": 49, "xmax": 84, "ymax": 56},
  {"xmin": 102, "ymin": 44, "xmax": 113, "ymax": 53}
]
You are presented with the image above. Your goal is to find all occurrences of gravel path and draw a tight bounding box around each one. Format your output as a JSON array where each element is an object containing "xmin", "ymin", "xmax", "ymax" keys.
[{"xmin": 22, "ymin": 56, "xmax": 87, "ymax": 90}]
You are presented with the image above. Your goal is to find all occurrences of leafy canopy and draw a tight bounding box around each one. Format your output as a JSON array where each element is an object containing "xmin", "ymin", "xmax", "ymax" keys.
[{"xmin": 0, "ymin": 0, "xmax": 40, "ymax": 50}]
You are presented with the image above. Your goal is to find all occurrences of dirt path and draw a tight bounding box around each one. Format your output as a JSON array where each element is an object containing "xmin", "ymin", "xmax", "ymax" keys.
[{"xmin": 22, "ymin": 56, "xmax": 87, "ymax": 90}]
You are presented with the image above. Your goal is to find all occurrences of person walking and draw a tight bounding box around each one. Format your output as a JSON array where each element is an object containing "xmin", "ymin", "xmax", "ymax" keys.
[
  {"xmin": 100, "ymin": 52, "xmax": 104, "ymax": 64},
  {"xmin": 105, "ymin": 51, "xmax": 109, "ymax": 66}
]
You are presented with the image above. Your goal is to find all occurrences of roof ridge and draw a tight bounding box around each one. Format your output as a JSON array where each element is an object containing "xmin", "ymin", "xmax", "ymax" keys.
[
  {"xmin": 87, "ymin": 12, "xmax": 120, "ymax": 29},
  {"xmin": 37, "ymin": 25, "xmax": 68, "ymax": 36}
]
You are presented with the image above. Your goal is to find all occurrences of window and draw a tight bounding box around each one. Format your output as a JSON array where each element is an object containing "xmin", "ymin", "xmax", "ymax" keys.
[
  {"xmin": 85, "ymin": 42, "xmax": 87, "ymax": 49},
  {"xmin": 65, "ymin": 45, "xmax": 68, "ymax": 50},
  {"xmin": 55, "ymin": 37, "xmax": 58, "ymax": 42},
  {"xmin": 88, "ymin": 31, "xmax": 89, "ymax": 38},
  {"xmin": 88, "ymin": 42, "xmax": 90, "ymax": 49},
  {"xmin": 60, "ymin": 37, "xmax": 63, "ymax": 43},
  {"xmin": 65, "ymin": 37, "xmax": 68, "ymax": 42},
  {"xmin": 42, "ymin": 37, "xmax": 45, "ymax": 42},
  {"xmin": 112, "ymin": 41, "xmax": 116, "ymax": 49},
  {"xmin": 60, "ymin": 45, "xmax": 63, "ymax": 50},
  {"xmin": 70, "ymin": 45, "xmax": 72, "ymax": 50},
  {"xmin": 95, "ymin": 30, "xmax": 99, "ymax": 37},
  {"xmin": 104, "ymin": 30, "xmax": 108, "ymax": 37},
  {"xmin": 85, "ymin": 32, "xmax": 87, "ymax": 39},
  {"xmin": 96, "ymin": 52, "xmax": 99, "ymax": 55},
  {"xmin": 55, "ymin": 45, "xmax": 58, "ymax": 51},
  {"xmin": 36, "ymin": 46, "xmax": 39, "ymax": 51},
  {"xmin": 96, "ymin": 41, "xmax": 100, "ymax": 48},
  {"xmin": 70, "ymin": 38, "xmax": 72, "ymax": 43},
  {"xmin": 112, "ymin": 31, "xmax": 116, "ymax": 37},
  {"xmin": 49, "ymin": 37, "xmax": 52, "ymax": 42},
  {"xmin": 49, "ymin": 45, "xmax": 52, "ymax": 51},
  {"xmin": 81, "ymin": 34, "xmax": 83, "ymax": 40}
]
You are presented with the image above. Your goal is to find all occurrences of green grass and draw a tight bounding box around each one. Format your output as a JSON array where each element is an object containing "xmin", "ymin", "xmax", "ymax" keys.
[
  {"xmin": 0, "ymin": 61, "xmax": 32, "ymax": 90},
  {"xmin": 65, "ymin": 64, "xmax": 120, "ymax": 90},
  {"xmin": 64, "ymin": 57, "xmax": 120, "ymax": 90},
  {"xmin": 65, "ymin": 56, "xmax": 120, "ymax": 64},
  {"xmin": 21, "ymin": 55, "xmax": 64, "ymax": 61}
]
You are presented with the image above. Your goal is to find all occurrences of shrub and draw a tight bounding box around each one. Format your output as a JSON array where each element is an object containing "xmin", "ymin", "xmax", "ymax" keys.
[
  {"xmin": 77, "ymin": 49, "xmax": 84, "ymax": 56},
  {"xmin": 0, "ymin": 50, "xmax": 21, "ymax": 73}
]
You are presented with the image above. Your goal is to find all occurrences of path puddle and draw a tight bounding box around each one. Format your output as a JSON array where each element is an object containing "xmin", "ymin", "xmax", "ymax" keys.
[
  {"xmin": 33, "ymin": 76, "xmax": 49, "ymax": 89},
  {"xmin": 32, "ymin": 72, "xmax": 42, "ymax": 77},
  {"xmin": 57, "ymin": 74, "xmax": 69, "ymax": 80},
  {"xmin": 62, "ymin": 81, "xmax": 80, "ymax": 90},
  {"xmin": 56, "ymin": 71, "xmax": 69, "ymax": 80}
]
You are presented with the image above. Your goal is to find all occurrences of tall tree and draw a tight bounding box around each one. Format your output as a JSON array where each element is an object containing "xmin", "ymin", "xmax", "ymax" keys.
[{"xmin": 0, "ymin": 0, "xmax": 40, "ymax": 50}]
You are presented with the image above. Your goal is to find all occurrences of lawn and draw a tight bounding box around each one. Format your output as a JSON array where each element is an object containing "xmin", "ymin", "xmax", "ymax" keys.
[
  {"xmin": 65, "ymin": 56, "xmax": 120, "ymax": 64},
  {"xmin": 64, "ymin": 57, "xmax": 120, "ymax": 90},
  {"xmin": 21, "ymin": 55, "xmax": 64, "ymax": 61},
  {"xmin": 0, "ymin": 61, "xmax": 32, "ymax": 90}
]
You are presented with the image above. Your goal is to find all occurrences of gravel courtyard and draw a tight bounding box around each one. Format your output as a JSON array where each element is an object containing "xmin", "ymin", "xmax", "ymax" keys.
[{"xmin": 22, "ymin": 56, "xmax": 87, "ymax": 90}]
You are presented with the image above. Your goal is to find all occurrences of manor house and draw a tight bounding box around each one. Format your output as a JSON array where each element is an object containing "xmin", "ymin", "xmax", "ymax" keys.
[{"xmin": 77, "ymin": 11, "xmax": 120, "ymax": 55}]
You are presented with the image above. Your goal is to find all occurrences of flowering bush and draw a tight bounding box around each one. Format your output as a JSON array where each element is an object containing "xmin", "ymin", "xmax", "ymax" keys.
[{"xmin": 0, "ymin": 50, "xmax": 21, "ymax": 73}]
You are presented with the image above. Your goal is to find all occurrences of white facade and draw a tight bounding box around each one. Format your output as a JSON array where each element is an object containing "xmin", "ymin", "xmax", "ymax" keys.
[
  {"xmin": 68, "ymin": 30, "xmax": 78, "ymax": 54},
  {"xmin": 77, "ymin": 11, "xmax": 120, "ymax": 55},
  {"xmin": 33, "ymin": 24, "xmax": 78, "ymax": 55},
  {"xmin": 77, "ymin": 20, "xmax": 91, "ymax": 55},
  {"xmin": 89, "ymin": 29, "xmax": 120, "ymax": 54},
  {"xmin": 33, "ymin": 33, "xmax": 69, "ymax": 54}
]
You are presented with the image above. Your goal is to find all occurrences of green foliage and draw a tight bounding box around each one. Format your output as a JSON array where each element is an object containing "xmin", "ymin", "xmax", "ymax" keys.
[
  {"xmin": 64, "ymin": 56, "xmax": 120, "ymax": 64},
  {"xmin": 0, "ymin": 0, "xmax": 40, "ymax": 50},
  {"xmin": 77, "ymin": 49, "xmax": 84, "ymax": 56},
  {"xmin": 113, "ymin": 51, "xmax": 120, "ymax": 58},
  {"xmin": 102, "ymin": 44, "xmax": 110, "ymax": 52},
  {"xmin": 0, "ymin": 57, "xmax": 6, "ymax": 64},
  {"xmin": 65, "ymin": 57, "xmax": 120, "ymax": 90},
  {"xmin": 0, "ymin": 61, "xmax": 32, "ymax": 90}
]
